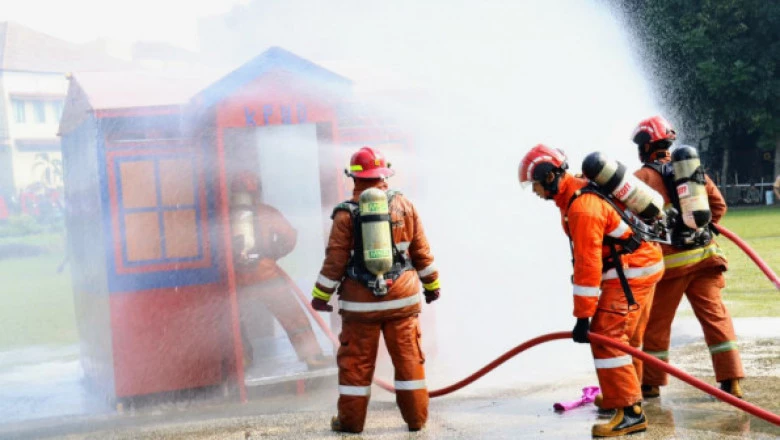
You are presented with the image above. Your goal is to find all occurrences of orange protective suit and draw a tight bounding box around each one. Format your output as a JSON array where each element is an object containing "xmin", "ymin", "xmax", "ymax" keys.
[
  {"xmin": 554, "ymin": 174, "xmax": 664, "ymax": 409},
  {"xmin": 312, "ymin": 179, "xmax": 439, "ymax": 433},
  {"xmin": 235, "ymin": 203, "xmax": 323, "ymax": 363},
  {"xmin": 635, "ymin": 159, "xmax": 744, "ymax": 386}
]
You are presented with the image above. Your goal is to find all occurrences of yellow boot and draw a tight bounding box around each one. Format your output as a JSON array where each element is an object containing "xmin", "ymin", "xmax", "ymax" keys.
[
  {"xmin": 719, "ymin": 379, "xmax": 743, "ymax": 398},
  {"xmin": 592, "ymin": 403, "xmax": 647, "ymax": 437}
]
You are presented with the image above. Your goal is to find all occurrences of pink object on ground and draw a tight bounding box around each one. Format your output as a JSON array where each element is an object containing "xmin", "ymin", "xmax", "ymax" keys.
[{"xmin": 553, "ymin": 386, "xmax": 600, "ymax": 411}]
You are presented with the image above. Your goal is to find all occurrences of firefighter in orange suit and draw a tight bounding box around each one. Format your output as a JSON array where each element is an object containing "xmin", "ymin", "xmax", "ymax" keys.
[
  {"xmin": 231, "ymin": 171, "xmax": 330, "ymax": 370},
  {"xmin": 519, "ymin": 144, "xmax": 664, "ymax": 437},
  {"xmin": 631, "ymin": 116, "xmax": 744, "ymax": 398},
  {"xmin": 310, "ymin": 146, "xmax": 440, "ymax": 434}
]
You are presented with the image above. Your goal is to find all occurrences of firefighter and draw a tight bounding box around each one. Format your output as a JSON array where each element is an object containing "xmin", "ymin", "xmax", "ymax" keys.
[
  {"xmin": 310, "ymin": 146, "xmax": 440, "ymax": 434},
  {"xmin": 519, "ymin": 144, "xmax": 664, "ymax": 437},
  {"xmin": 631, "ymin": 116, "xmax": 744, "ymax": 398},
  {"xmin": 231, "ymin": 171, "xmax": 331, "ymax": 370}
]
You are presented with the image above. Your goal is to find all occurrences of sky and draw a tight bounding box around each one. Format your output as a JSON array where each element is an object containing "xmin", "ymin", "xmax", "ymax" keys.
[{"xmin": 0, "ymin": 0, "xmax": 249, "ymax": 50}]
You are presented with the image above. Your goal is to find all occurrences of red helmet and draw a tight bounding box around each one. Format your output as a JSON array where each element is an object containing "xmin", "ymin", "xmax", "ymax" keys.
[
  {"xmin": 631, "ymin": 116, "xmax": 676, "ymax": 146},
  {"xmin": 346, "ymin": 146, "xmax": 394, "ymax": 179},
  {"xmin": 231, "ymin": 170, "xmax": 260, "ymax": 194},
  {"xmin": 518, "ymin": 144, "xmax": 568, "ymax": 187}
]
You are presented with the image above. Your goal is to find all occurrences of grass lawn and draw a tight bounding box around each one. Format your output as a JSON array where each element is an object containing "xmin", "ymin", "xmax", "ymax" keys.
[
  {"xmin": 0, "ymin": 233, "xmax": 76, "ymax": 350},
  {"xmin": 678, "ymin": 205, "xmax": 780, "ymax": 318}
]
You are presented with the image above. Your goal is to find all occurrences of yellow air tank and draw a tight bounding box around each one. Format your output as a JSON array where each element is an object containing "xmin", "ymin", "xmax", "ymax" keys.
[
  {"xmin": 359, "ymin": 188, "xmax": 394, "ymax": 295},
  {"xmin": 230, "ymin": 191, "xmax": 257, "ymax": 262}
]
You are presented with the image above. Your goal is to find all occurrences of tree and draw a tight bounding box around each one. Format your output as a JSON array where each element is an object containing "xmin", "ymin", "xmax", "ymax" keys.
[
  {"xmin": 613, "ymin": 0, "xmax": 779, "ymax": 183},
  {"xmin": 31, "ymin": 153, "xmax": 64, "ymax": 190}
]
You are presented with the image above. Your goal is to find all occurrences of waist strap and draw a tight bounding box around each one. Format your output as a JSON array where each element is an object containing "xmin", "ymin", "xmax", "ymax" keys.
[{"xmin": 339, "ymin": 294, "xmax": 420, "ymax": 312}]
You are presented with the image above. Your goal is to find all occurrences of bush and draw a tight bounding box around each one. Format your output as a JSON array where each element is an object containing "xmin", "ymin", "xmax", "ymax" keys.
[{"xmin": 0, "ymin": 215, "xmax": 45, "ymax": 238}]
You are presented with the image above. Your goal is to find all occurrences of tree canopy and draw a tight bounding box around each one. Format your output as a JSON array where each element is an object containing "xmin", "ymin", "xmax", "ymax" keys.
[{"xmin": 613, "ymin": 0, "xmax": 780, "ymax": 183}]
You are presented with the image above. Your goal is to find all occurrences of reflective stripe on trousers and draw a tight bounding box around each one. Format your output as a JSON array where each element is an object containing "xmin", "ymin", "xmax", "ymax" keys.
[{"xmin": 339, "ymin": 385, "xmax": 371, "ymax": 396}]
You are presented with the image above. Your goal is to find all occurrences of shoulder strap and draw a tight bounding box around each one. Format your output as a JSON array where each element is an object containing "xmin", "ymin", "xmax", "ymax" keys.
[
  {"xmin": 331, "ymin": 200, "xmax": 358, "ymax": 220},
  {"xmin": 643, "ymin": 162, "xmax": 665, "ymax": 175}
]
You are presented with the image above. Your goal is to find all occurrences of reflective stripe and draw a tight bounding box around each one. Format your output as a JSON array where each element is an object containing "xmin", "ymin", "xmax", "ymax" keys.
[
  {"xmin": 607, "ymin": 221, "xmax": 630, "ymax": 238},
  {"xmin": 643, "ymin": 350, "xmax": 669, "ymax": 360},
  {"xmin": 417, "ymin": 264, "xmax": 437, "ymax": 278},
  {"xmin": 350, "ymin": 165, "xmax": 363, "ymax": 172},
  {"xmin": 312, "ymin": 286, "xmax": 332, "ymax": 301},
  {"xmin": 339, "ymin": 294, "xmax": 420, "ymax": 312},
  {"xmin": 663, "ymin": 243, "xmax": 724, "ymax": 269},
  {"xmin": 603, "ymin": 260, "xmax": 664, "ymax": 281},
  {"xmin": 394, "ymin": 379, "xmax": 426, "ymax": 390},
  {"xmin": 594, "ymin": 355, "xmax": 633, "ymax": 369},
  {"xmin": 339, "ymin": 385, "xmax": 371, "ymax": 396},
  {"xmin": 573, "ymin": 285, "xmax": 600, "ymax": 297},
  {"xmin": 317, "ymin": 274, "xmax": 340, "ymax": 289},
  {"xmin": 709, "ymin": 340, "xmax": 738, "ymax": 355},
  {"xmin": 397, "ymin": 241, "xmax": 410, "ymax": 252},
  {"xmin": 422, "ymin": 279, "xmax": 440, "ymax": 291}
]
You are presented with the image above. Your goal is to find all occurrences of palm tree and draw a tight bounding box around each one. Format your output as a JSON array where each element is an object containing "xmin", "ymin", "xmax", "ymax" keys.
[{"xmin": 31, "ymin": 153, "xmax": 64, "ymax": 189}]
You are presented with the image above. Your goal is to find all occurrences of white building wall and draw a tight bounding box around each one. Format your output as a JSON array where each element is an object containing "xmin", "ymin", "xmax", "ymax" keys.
[{"xmin": 1, "ymin": 70, "xmax": 68, "ymax": 191}]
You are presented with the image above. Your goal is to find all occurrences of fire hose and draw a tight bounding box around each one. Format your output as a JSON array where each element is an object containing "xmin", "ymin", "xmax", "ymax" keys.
[
  {"xmin": 284, "ymin": 274, "xmax": 780, "ymax": 427},
  {"xmin": 713, "ymin": 223, "xmax": 780, "ymax": 290}
]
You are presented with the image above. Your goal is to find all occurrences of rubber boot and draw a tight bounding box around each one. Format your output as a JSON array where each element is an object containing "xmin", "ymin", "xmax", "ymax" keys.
[
  {"xmin": 305, "ymin": 354, "xmax": 334, "ymax": 370},
  {"xmin": 592, "ymin": 403, "xmax": 647, "ymax": 437},
  {"xmin": 719, "ymin": 379, "xmax": 743, "ymax": 398},
  {"xmin": 408, "ymin": 424, "xmax": 425, "ymax": 432},
  {"xmin": 331, "ymin": 416, "xmax": 362, "ymax": 433},
  {"xmin": 641, "ymin": 384, "xmax": 659, "ymax": 398}
]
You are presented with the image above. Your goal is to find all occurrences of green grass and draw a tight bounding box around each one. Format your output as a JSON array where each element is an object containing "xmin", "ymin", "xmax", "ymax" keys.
[
  {"xmin": 0, "ymin": 232, "xmax": 67, "ymax": 250},
  {"xmin": 679, "ymin": 206, "xmax": 780, "ymax": 318},
  {"xmin": 0, "ymin": 235, "xmax": 76, "ymax": 350}
]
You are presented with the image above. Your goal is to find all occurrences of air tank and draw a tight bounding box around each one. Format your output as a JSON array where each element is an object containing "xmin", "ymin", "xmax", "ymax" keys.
[
  {"xmin": 582, "ymin": 151, "xmax": 665, "ymax": 220},
  {"xmin": 672, "ymin": 145, "xmax": 711, "ymax": 229},
  {"xmin": 230, "ymin": 191, "xmax": 257, "ymax": 261},
  {"xmin": 359, "ymin": 188, "xmax": 394, "ymax": 295}
]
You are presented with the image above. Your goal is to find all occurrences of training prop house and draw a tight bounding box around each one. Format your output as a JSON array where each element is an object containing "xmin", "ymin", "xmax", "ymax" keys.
[{"xmin": 59, "ymin": 47, "xmax": 415, "ymax": 403}]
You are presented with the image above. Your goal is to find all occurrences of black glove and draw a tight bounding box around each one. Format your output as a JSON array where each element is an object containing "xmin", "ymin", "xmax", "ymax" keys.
[
  {"xmin": 572, "ymin": 318, "xmax": 590, "ymax": 343},
  {"xmin": 311, "ymin": 298, "xmax": 333, "ymax": 312},
  {"xmin": 423, "ymin": 289, "xmax": 440, "ymax": 304}
]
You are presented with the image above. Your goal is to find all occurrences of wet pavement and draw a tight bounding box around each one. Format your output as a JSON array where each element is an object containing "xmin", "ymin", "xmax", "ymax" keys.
[{"xmin": 0, "ymin": 317, "xmax": 777, "ymax": 439}]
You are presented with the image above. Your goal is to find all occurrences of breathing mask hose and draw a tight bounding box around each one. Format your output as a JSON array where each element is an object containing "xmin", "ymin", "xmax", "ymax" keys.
[
  {"xmin": 288, "ymin": 274, "xmax": 779, "ymax": 424},
  {"xmin": 712, "ymin": 224, "xmax": 780, "ymax": 291}
]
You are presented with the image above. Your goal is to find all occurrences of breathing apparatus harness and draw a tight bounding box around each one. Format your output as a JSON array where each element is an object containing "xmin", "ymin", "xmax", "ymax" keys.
[
  {"xmin": 332, "ymin": 190, "xmax": 413, "ymax": 296},
  {"xmin": 566, "ymin": 183, "xmax": 671, "ymax": 308},
  {"xmin": 643, "ymin": 161, "xmax": 714, "ymax": 249}
]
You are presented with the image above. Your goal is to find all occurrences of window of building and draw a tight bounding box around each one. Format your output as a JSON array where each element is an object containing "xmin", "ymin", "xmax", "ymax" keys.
[
  {"xmin": 11, "ymin": 99, "xmax": 26, "ymax": 123},
  {"xmin": 117, "ymin": 156, "xmax": 203, "ymax": 265},
  {"xmin": 50, "ymin": 101, "xmax": 64, "ymax": 120},
  {"xmin": 32, "ymin": 101, "xmax": 46, "ymax": 123}
]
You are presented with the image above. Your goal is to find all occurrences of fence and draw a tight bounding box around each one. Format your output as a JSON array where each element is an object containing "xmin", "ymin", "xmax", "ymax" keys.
[{"xmin": 718, "ymin": 182, "xmax": 776, "ymax": 206}]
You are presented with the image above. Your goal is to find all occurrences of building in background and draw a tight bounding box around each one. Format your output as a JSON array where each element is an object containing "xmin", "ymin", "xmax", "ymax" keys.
[{"xmin": 0, "ymin": 21, "xmax": 127, "ymax": 209}]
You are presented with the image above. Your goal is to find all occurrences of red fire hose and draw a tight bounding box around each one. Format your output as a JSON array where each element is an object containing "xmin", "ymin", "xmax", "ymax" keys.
[
  {"xmin": 285, "ymin": 274, "xmax": 780, "ymax": 426},
  {"xmin": 713, "ymin": 224, "xmax": 780, "ymax": 290}
]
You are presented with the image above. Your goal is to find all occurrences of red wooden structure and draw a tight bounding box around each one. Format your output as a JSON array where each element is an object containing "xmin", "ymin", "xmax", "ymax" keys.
[{"xmin": 59, "ymin": 47, "xmax": 415, "ymax": 404}]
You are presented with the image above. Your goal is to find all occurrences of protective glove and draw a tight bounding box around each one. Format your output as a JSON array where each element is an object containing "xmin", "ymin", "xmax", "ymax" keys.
[
  {"xmin": 424, "ymin": 289, "xmax": 440, "ymax": 304},
  {"xmin": 572, "ymin": 317, "xmax": 590, "ymax": 343},
  {"xmin": 311, "ymin": 298, "xmax": 333, "ymax": 312}
]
